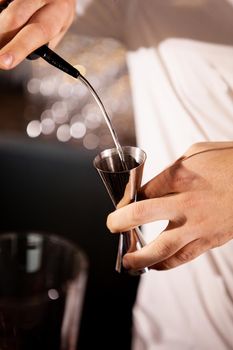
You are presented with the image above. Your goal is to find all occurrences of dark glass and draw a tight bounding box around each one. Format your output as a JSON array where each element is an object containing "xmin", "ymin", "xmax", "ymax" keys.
[{"xmin": 0, "ymin": 232, "xmax": 88, "ymax": 350}]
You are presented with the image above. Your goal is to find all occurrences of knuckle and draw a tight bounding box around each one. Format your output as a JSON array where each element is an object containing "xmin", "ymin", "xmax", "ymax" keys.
[
  {"xmin": 173, "ymin": 175, "xmax": 185, "ymax": 189},
  {"xmin": 200, "ymin": 236, "xmax": 211, "ymax": 247},
  {"xmin": 131, "ymin": 201, "xmax": 147, "ymax": 224},
  {"xmin": 156, "ymin": 240, "xmax": 173, "ymax": 258},
  {"xmin": 17, "ymin": 34, "xmax": 33, "ymax": 57},
  {"xmin": 163, "ymin": 165, "xmax": 187, "ymax": 193},
  {"xmin": 170, "ymin": 163, "xmax": 196, "ymax": 190},
  {"xmin": 157, "ymin": 260, "xmax": 174, "ymax": 270},
  {"xmin": 168, "ymin": 163, "xmax": 184, "ymax": 185},
  {"xmin": 176, "ymin": 250, "xmax": 193, "ymax": 263},
  {"xmin": 37, "ymin": 22, "xmax": 57, "ymax": 41},
  {"xmin": 162, "ymin": 169, "xmax": 174, "ymax": 191},
  {"xmin": 5, "ymin": 11, "xmax": 24, "ymax": 29},
  {"xmin": 36, "ymin": 22, "xmax": 50, "ymax": 40},
  {"xmin": 211, "ymin": 234, "xmax": 222, "ymax": 248}
]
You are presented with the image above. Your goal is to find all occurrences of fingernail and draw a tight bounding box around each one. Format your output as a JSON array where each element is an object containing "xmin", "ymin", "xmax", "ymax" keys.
[{"xmin": 0, "ymin": 53, "xmax": 13, "ymax": 68}]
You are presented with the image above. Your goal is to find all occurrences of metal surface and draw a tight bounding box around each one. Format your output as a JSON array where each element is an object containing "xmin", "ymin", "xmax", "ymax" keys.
[{"xmin": 94, "ymin": 146, "xmax": 148, "ymax": 275}]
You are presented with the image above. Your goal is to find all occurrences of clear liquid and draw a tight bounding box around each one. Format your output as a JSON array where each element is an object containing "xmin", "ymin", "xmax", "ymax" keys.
[{"xmin": 78, "ymin": 75, "xmax": 127, "ymax": 170}]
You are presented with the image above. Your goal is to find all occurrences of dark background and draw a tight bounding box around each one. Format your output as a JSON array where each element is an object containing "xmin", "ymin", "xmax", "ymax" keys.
[{"xmin": 0, "ymin": 54, "xmax": 138, "ymax": 349}]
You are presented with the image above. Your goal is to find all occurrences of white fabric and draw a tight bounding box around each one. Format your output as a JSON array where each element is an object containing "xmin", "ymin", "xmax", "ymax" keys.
[{"xmin": 75, "ymin": 1, "xmax": 233, "ymax": 349}]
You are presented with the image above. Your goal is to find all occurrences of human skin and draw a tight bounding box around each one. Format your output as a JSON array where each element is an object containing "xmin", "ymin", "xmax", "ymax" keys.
[
  {"xmin": 0, "ymin": 0, "xmax": 76, "ymax": 69},
  {"xmin": 107, "ymin": 142, "xmax": 233, "ymax": 271}
]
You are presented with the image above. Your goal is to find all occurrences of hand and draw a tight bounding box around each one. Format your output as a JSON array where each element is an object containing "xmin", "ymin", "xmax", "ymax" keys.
[
  {"xmin": 0, "ymin": 0, "xmax": 76, "ymax": 69},
  {"xmin": 107, "ymin": 142, "xmax": 233, "ymax": 271}
]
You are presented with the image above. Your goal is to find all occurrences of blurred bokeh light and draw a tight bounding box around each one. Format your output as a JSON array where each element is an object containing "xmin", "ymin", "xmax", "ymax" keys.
[
  {"xmin": 23, "ymin": 33, "xmax": 136, "ymax": 150},
  {"xmin": 0, "ymin": 28, "xmax": 136, "ymax": 151}
]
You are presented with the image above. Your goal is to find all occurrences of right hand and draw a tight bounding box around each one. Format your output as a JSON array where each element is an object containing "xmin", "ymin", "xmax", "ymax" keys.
[
  {"xmin": 107, "ymin": 142, "xmax": 233, "ymax": 271},
  {"xmin": 0, "ymin": 0, "xmax": 76, "ymax": 69}
]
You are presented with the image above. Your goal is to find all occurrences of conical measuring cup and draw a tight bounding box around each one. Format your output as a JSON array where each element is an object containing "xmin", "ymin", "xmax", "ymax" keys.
[{"xmin": 93, "ymin": 146, "xmax": 148, "ymax": 275}]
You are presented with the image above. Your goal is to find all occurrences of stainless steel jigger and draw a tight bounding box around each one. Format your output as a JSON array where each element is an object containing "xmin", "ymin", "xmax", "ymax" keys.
[{"xmin": 93, "ymin": 146, "xmax": 148, "ymax": 275}]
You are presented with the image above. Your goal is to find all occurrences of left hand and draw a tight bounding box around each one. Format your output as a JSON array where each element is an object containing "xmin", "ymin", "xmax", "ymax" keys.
[
  {"xmin": 0, "ymin": 0, "xmax": 76, "ymax": 69},
  {"xmin": 107, "ymin": 142, "xmax": 233, "ymax": 271}
]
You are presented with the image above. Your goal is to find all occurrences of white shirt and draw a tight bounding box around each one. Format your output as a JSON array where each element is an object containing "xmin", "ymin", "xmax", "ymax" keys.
[{"xmin": 75, "ymin": 1, "xmax": 233, "ymax": 348}]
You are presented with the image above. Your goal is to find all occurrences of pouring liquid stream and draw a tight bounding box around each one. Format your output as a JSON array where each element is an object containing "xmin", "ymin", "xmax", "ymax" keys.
[
  {"xmin": 0, "ymin": 1, "xmax": 125, "ymax": 170},
  {"xmin": 0, "ymin": 2, "xmax": 146, "ymax": 272},
  {"xmin": 78, "ymin": 75, "xmax": 127, "ymax": 171},
  {"xmin": 79, "ymin": 75, "xmax": 149, "ymax": 274},
  {"xmin": 78, "ymin": 77, "xmax": 148, "ymax": 273}
]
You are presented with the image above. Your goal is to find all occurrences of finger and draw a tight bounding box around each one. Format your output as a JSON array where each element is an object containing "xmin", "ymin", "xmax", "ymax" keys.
[
  {"xmin": 0, "ymin": 0, "xmax": 45, "ymax": 45},
  {"xmin": 139, "ymin": 167, "xmax": 175, "ymax": 199},
  {"xmin": 0, "ymin": 2, "xmax": 69, "ymax": 68},
  {"xmin": 122, "ymin": 226, "xmax": 190, "ymax": 271},
  {"xmin": 107, "ymin": 195, "xmax": 183, "ymax": 233},
  {"xmin": 49, "ymin": 28, "xmax": 68, "ymax": 49},
  {"xmin": 49, "ymin": 9, "xmax": 74, "ymax": 50},
  {"xmin": 151, "ymin": 238, "xmax": 208, "ymax": 270},
  {"xmin": 139, "ymin": 161, "xmax": 196, "ymax": 200}
]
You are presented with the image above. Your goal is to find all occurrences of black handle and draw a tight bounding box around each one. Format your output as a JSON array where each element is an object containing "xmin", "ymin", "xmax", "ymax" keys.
[
  {"xmin": 28, "ymin": 45, "xmax": 80, "ymax": 78},
  {"xmin": 0, "ymin": 0, "xmax": 80, "ymax": 79}
]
